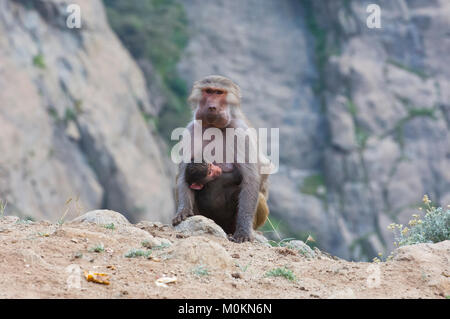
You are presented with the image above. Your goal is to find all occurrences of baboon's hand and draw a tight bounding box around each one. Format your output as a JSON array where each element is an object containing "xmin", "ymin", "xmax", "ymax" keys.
[
  {"xmin": 230, "ymin": 229, "xmax": 254, "ymax": 243},
  {"xmin": 172, "ymin": 208, "xmax": 194, "ymax": 226}
]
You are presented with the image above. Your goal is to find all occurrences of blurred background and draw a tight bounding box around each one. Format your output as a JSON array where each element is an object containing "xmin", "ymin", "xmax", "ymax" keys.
[{"xmin": 0, "ymin": 0, "xmax": 449, "ymax": 261}]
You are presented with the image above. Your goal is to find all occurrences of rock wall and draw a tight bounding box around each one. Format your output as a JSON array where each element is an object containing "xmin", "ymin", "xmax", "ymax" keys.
[
  {"xmin": 0, "ymin": 0, "xmax": 174, "ymax": 223},
  {"xmin": 177, "ymin": 0, "xmax": 450, "ymax": 259}
]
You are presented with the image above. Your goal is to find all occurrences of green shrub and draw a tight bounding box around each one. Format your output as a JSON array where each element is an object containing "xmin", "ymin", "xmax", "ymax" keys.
[
  {"xmin": 388, "ymin": 195, "xmax": 450, "ymax": 247},
  {"xmin": 89, "ymin": 243, "xmax": 105, "ymax": 253},
  {"xmin": 32, "ymin": 54, "xmax": 46, "ymax": 69},
  {"xmin": 125, "ymin": 249, "xmax": 151, "ymax": 258},
  {"xmin": 265, "ymin": 267, "xmax": 296, "ymax": 281},
  {"xmin": 192, "ymin": 265, "xmax": 209, "ymax": 277},
  {"xmin": 104, "ymin": 223, "xmax": 115, "ymax": 230}
]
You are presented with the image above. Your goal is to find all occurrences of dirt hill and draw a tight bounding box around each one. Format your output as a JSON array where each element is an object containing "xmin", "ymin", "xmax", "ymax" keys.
[{"xmin": 0, "ymin": 211, "xmax": 448, "ymax": 299}]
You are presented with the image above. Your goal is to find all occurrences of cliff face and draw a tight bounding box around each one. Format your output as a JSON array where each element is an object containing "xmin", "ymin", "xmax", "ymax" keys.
[
  {"xmin": 311, "ymin": 0, "xmax": 450, "ymax": 259},
  {"xmin": 0, "ymin": 0, "xmax": 174, "ymax": 223},
  {"xmin": 177, "ymin": 0, "xmax": 450, "ymax": 259}
]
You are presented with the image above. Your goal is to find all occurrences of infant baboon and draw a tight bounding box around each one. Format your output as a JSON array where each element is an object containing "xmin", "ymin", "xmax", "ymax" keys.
[{"xmin": 185, "ymin": 161, "xmax": 269, "ymax": 234}]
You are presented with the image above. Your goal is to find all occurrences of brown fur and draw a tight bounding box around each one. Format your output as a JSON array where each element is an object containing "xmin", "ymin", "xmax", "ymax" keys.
[
  {"xmin": 172, "ymin": 75, "xmax": 269, "ymax": 242},
  {"xmin": 184, "ymin": 162, "xmax": 269, "ymax": 233}
]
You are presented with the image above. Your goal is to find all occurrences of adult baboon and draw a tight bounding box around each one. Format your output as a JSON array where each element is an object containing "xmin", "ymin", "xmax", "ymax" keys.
[{"xmin": 172, "ymin": 75, "xmax": 269, "ymax": 242}]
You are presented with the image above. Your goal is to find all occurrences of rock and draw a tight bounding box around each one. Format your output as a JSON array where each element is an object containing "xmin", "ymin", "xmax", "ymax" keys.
[
  {"xmin": 0, "ymin": 0, "xmax": 174, "ymax": 224},
  {"xmin": 285, "ymin": 240, "xmax": 316, "ymax": 258},
  {"xmin": 393, "ymin": 241, "xmax": 450, "ymax": 295},
  {"xmin": 169, "ymin": 236, "xmax": 234, "ymax": 270},
  {"xmin": 70, "ymin": 210, "xmax": 130, "ymax": 227},
  {"xmin": 117, "ymin": 226, "xmax": 157, "ymax": 243},
  {"xmin": 135, "ymin": 220, "xmax": 167, "ymax": 231},
  {"xmin": 327, "ymin": 95, "xmax": 357, "ymax": 151},
  {"xmin": 174, "ymin": 216, "xmax": 227, "ymax": 239},
  {"xmin": 393, "ymin": 241, "xmax": 450, "ymax": 263}
]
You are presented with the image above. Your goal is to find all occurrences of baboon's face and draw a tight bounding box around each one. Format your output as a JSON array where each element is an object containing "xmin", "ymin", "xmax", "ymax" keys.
[{"xmin": 195, "ymin": 87, "xmax": 230, "ymax": 128}]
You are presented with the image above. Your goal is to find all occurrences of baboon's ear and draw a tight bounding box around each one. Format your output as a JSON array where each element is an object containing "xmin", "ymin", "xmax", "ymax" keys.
[{"xmin": 189, "ymin": 183, "xmax": 204, "ymax": 190}]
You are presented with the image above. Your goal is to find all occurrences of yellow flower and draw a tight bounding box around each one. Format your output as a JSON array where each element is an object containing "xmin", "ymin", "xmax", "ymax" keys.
[
  {"xmin": 401, "ymin": 227, "xmax": 409, "ymax": 235},
  {"xmin": 423, "ymin": 195, "xmax": 431, "ymax": 204}
]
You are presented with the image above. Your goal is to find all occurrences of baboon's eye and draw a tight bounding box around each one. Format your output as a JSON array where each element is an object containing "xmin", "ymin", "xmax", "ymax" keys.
[
  {"xmin": 205, "ymin": 88, "xmax": 214, "ymax": 94},
  {"xmin": 215, "ymin": 90, "xmax": 224, "ymax": 95}
]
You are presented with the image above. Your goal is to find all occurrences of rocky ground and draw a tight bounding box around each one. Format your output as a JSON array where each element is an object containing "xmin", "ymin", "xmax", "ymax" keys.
[{"xmin": 0, "ymin": 210, "xmax": 448, "ymax": 299}]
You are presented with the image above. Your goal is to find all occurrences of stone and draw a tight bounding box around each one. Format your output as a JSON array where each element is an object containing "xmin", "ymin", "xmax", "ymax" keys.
[
  {"xmin": 0, "ymin": 0, "xmax": 174, "ymax": 225},
  {"xmin": 174, "ymin": 215, "xmax": 227, "ymax": 239},
  {"xmin": 169, "ymin": 236, "xmax": 234, "ymax": 270},
  {"xmin": 70, "ymin": 210, "xmax": 130, "ymax": 227}
]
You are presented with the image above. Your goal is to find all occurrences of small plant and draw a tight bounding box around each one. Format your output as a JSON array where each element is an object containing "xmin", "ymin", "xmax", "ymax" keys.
[
  {"xmin": 388, "ymin": 195, "xmax": 450, "ymax": 247},
  {"xmin": 125, "ymin": 249, "xmax": 151, "ymax": 258},
  {"xmin": 268, "ymin": 237, "xmax": 297, "ymax": 247},
  {"xmin": 57, "ymin": 198, "xmax": 73, "ymax": 225},
  {"xmin": 89, "ymin": 243, "xmax": 105, "ymax": 253},
  {"xmin": 0, "ymin": 199, "xmax": 7, "ymax": 218},
  {"xmin": 372, "ymin": 252, "xmax": 384, "ymax": 263},
  {"xmin": 269, "ymin": 235, "xmax": 316, "ymax": 249},
  {"xmin": 153, "ymin": 242, "xmax": 171, "ymax": 250},
  {"xmin": 261, "ymin": 216, "xmax": 283, "ymax": 241},
  {"xmin": 17, "ymin": 216, "xmax": 35, "ymax": 224},
  {"xmin": 265, "ymin": 267, "xmax": 296, "ymax": 281},
  {"xmin": 192, "ymin": 265, "xmax": 210, "ymax": 277},
  {"xmin": 236, "ymin": 262, "xmax": 251, "ymax": 273},
  {"xmin": 63, "ymin": 108, "xmax": 77, "ymax": 124},
  {"xmin": 32, "ymin": 54, "xmax": 46, "ymax": 69},
  {"xmin": 104, "ymin": 223, "xmax": 115, "ymax": 230}
]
